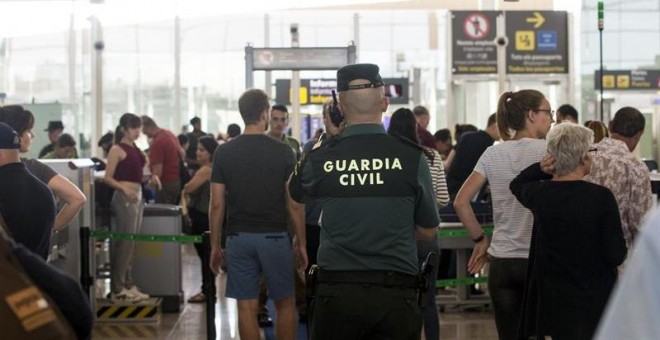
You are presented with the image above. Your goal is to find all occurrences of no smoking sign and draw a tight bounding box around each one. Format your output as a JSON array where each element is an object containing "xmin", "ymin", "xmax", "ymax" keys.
[{"xmin": 464, "ymin": 13, "xmax": 489, "ymax": 40}]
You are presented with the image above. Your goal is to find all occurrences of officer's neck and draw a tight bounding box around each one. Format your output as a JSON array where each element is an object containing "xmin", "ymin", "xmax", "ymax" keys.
[{"xmin": 345, "ymin": 114, "xmax": 382, "ymax": 125}]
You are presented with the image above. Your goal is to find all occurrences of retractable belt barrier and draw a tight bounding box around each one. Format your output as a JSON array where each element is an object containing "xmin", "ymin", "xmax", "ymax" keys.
[
  {"xmin": 80, "ymin": 225, "xmax": 492, "ymax": 335},
  {"xmin": 79, "ymin": 227, "xmax": 216, "ymax": 340},
  {"xmin": 437, "ymin": 225, "xmax": 493, "ymax": 238},
  {"xmin": 89, "ymin": 230, "xmax": 202, "ymax": 244}
]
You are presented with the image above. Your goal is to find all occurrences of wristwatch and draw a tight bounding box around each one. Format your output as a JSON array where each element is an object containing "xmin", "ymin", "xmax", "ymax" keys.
[{"xmin": 472, "ymin": 233, "xmax": 487, "ymax": 243}]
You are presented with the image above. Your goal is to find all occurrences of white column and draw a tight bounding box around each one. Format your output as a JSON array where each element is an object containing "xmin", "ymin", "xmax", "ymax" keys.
[
  {"xmin": 290, "ymin": 24, "xmax": 301, "ymax": 142},
  {"xmin": 174, "ymin": 16, "xmax": 182, "ymax": 131},
  {"xmin": 90, "ymin": 16, "xmax": 103, "ymax": 158}
]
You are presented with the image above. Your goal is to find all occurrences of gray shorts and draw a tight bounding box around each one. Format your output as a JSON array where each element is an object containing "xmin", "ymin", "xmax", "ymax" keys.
[{"xmin": 225, "ymin": 232, "xmax": 294, "ymax": 301}]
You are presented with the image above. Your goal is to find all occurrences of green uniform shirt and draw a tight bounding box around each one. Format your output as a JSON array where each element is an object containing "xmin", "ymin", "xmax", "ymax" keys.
[
  {"xmin": 290, "ymin": 124, "xmax": 439, "ymax": 275},
  {"xmin": 282, "ymin": 135, "xmax": 301, "ymax": 160}
]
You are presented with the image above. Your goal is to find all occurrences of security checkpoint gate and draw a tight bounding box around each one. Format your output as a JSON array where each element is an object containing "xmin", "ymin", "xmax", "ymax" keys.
[
  {"xmin": 447, "ymin": 10, "xmax": 575, "ymax": 129},
  {"xmin": 245, "ymin": 43, "xmax": 357, "ymax": 144}
]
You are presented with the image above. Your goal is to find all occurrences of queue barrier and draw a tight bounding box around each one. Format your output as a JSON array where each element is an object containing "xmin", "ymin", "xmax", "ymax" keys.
[
  {"xmin": 79, "ymin": 227, "xmax": 216, "ymax": 340},
  {"xmin": 81, "ymin": 224, "xmax": 493, "ymax": 335},
  {"xmin": 90, "ymin": 229, "xmax": 202, "ymax": 243}
]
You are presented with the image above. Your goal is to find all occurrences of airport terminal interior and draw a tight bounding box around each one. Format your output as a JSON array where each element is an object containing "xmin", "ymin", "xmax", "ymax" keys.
[{"xmin": 1, "ymin": 0, "xmax": 660, "ymax": 339}]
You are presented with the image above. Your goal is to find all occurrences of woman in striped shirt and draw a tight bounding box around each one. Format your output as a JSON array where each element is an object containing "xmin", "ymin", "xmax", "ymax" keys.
[
  {"xmin": 387, "ymin": 107, "xmax": 448, "ymax": 340},
  {"xmin": 454, "ymin": 90, "xmax": 554, "ymax": 339}
]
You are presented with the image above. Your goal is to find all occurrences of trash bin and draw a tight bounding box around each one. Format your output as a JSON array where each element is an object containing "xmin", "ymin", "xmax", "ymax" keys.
[{"xmin": 132, "ymin": 203, "xmax": 183, "ymax": 313}]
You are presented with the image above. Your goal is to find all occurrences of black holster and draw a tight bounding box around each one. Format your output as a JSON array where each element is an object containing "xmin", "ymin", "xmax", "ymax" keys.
[
  {"xmin": 306, "ymin": 265, "xmax": 320, "ymax": 339},
  {"xmin": 417, "ymin": 252, "xmax": 439, "ymax": 308}
]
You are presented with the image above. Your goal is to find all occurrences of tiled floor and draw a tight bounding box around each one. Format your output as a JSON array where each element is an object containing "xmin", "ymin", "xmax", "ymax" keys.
[{"xmin": 92, "ymin": 244, "xmax": 498, "ymax": 339}]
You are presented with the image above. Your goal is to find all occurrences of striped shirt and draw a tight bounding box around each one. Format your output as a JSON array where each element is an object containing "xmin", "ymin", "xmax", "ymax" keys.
[
  {"xmin": 473, "ymin": 138, "xmax": 546, "ymax": 258},
  {"xmin": 424, "ymin": 148, "xmax": 450, "ymax": 208}
]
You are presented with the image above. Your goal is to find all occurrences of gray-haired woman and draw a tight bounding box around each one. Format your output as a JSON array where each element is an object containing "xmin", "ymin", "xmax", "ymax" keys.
[{"xmin": 510, "ymin": 123, "xmax": 627, "ymax": 340}]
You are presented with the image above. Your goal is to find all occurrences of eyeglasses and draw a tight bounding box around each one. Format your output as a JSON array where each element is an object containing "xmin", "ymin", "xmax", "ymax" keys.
[
  {"xmin": 534, "ymin": 109, "xmax": 555, "ymax": 118},
  {"xmin": 588, "ymin": 147, "xmax": 598, "ymax": 155}
]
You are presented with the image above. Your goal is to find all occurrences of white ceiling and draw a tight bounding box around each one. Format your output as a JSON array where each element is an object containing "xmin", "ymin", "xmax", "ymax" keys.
[{"xmin": 0, "ymin": 0, "xmax": 564, "ymax": 37}]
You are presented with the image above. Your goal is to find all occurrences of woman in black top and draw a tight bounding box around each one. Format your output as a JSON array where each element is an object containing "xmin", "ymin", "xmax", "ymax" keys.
[
  {"xmin": 183, "ymin": 136, "xmax": 218, "ymax": 303},
  {"xmin": 510, "ymin": 123, "xmax": 627, "ymax": 340}
]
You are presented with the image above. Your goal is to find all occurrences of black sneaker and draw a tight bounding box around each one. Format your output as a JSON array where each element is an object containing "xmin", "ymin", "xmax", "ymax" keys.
[{"xmin": 258, "ymin": 313, "xmax": 273, "ymax": 327}]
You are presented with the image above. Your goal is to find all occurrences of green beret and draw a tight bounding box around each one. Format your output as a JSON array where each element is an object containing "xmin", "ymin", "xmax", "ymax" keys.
[{"xmin": 336, "ymin": 63, "xmax": 384, "ymax": 92}]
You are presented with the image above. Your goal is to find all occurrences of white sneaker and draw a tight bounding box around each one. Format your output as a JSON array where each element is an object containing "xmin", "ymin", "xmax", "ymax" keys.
[
  {"xmin": 110, "ymin": 288, "xmax": 142, "ymax": 303},
  {"xmin": 126, "ymin": 286, "xmax": 150, "ymax": 301}
]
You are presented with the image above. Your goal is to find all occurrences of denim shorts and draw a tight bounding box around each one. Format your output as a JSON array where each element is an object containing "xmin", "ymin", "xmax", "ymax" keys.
[{"xmin": 225, "ymin": 232, "xmax": 294, "ymax": 300}]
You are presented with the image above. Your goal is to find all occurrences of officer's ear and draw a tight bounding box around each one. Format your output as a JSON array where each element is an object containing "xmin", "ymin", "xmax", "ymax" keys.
[{"xmin": 381, "ymin": 96, "xmax": 390, "ymax": 113}]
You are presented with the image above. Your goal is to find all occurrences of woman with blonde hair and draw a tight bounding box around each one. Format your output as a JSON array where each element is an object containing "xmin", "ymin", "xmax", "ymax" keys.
[{"xmin": 454, "ymin": 89, "xmax": 554, "ymax": 339}]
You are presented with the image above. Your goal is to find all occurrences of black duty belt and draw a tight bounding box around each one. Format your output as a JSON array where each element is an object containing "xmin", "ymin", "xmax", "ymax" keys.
[{"xmin": 317, "ymin": 270, "xmax": 419, "ymax": 289}]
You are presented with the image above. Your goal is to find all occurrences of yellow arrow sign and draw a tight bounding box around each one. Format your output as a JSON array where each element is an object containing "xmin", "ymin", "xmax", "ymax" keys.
[{"xmin": 526, "ymin": 12, "xmax": 545, "ymax": 28}]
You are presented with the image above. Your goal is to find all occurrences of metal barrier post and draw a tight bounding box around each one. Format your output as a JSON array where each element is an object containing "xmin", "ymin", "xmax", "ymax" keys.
[
  {"xmin": 79, "ymin": 226, "xmax": 93, "ymax": 300},
  {"xmin": 203, "ymin": 231, "xmax": 216, "ymax": 340}
]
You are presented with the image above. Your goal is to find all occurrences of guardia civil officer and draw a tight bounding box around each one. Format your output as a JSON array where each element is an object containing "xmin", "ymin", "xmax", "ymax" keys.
[{"xmin": 289, "ymin": 63, "xmax": 440, "ymax": 339}]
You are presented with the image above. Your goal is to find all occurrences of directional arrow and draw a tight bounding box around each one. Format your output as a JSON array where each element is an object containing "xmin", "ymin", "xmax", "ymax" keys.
[{"xmin": 526, "ymin": 11, "xmax": 545, "ymax": 28}]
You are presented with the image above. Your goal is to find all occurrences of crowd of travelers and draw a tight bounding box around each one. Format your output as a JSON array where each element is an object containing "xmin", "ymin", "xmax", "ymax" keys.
[{"xmin": 0, "ymin": 65, "xmax": 656, "ymax": 340}]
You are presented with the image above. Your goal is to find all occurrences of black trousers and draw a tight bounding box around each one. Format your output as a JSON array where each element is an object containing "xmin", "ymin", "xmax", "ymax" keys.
[
  {"xmin": 417, "ymin": 238, "xmax": 440, "ymax": 340},
  {"xmin": 311, "ymin": 282, "xmax": 422, "ymax": 340},
  {"xmin": 488, "ymin": 256, "xmax": 528, "ymax": 340},
  {"xmin": 189, "ymin": 208, "xmax": 216, "ymax": 298}
]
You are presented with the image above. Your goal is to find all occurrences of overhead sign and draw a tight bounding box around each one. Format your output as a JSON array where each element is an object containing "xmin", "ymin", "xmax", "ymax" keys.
[
  {"xmin": 275, "ymin": 78, "xmax": 409, "ymax": 106},
  {"xmin": 250, "ymin": 47, "xmax": 354, "ymax": 71},
  {"xmin": 505, "ymin": 11, "xmax": 569, "ymax": 74},
  {"xmin": 451, "ymin": 11, "xmax": 500, "ymax": 74},
  {"xmin": 595, "ymin": 70, "xmax": 660, "ymax": 90}
]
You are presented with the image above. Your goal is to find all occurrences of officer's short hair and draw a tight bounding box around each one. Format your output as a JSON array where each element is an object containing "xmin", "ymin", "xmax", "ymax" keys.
[
  {"xmin": 336, "ymin": 63, "xmax": 386, "ymax": 117},
  {"xmin": 610, "ymin": 106, "xmax": 645, "ymax": 138},
  {"xmin": 238, "ymin": 89, "xmax": 270, "ymax": 125}
]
